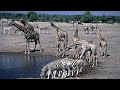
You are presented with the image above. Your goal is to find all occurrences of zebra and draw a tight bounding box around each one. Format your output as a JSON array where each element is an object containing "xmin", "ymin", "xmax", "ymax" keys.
[
  {"xmin": 40, "ymin": 58, "xmax": 70, "ymax": 79},
  {"xmin": 40, "ymin": 57, "xmax": 84, "ymax": 79},
  {"xmin": 90, "ymin": 25, "xmax": 98, "ymax": 34},
  {"xmin": 68, "ymin": 20, "xmax": 75, "ymax": 26},
  {"xmin": 83, "ymin": 26, "xmax": 89, "ymax": 34},
  {"xmin": 34, "ymin": 24, "xmax": 50, "ymax": 34},
  {"xmin": 4, "ymin": 26, "xmax": 13, "ymax": 35}
]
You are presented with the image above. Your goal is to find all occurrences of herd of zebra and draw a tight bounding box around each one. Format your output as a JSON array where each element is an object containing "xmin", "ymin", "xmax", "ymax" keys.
[{"xmin": 0, "ymin": 19, "xmax": 107, "ymax": 79}]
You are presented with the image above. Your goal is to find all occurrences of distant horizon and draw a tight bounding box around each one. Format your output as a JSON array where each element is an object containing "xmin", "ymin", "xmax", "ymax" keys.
[{"xmin": 0, "ymin": 11, "xmax": 120, "ymax": 16}]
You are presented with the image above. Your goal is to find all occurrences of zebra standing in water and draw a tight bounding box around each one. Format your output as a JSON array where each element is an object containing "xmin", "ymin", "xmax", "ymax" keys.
[
  {"xmin": 40, "ymin": 57, "xmax": 85, "ymax": 79},
  {"xmin": 8, "ymin": 20, "xmax": 43, "ymax": 54}
]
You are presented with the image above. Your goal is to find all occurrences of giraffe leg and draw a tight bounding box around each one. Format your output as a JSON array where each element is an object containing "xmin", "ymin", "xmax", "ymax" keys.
[
  {"xmin": 34, "ymin": 40, "xmax": 37, "ymax": 51},
  {"xmin": 25, "ymin": 40, "xmax": 28, "ymax": 54},
  {"xmin": 92, "ymin": 29, "xmax": 93, "ymax": 34},
  {"xmin": 95, "ymin": 56, "xmax": 97, "ymax": 66},
  {"xmin": 62, "ymin": 42, "xmax": 65, "ymax": 57},
  {"xmin": 56, "ymin": 42, "xmax": 60, "ymax": 56},
  {"xmin": 92, "ymin": 55, "xmax": 95, "ymax": 67},
  {"xmin": 4, "ymin": 29, "xmax": 5, "ymax": 34},
  {"xmin": 38, "ymin": 39, "xmax": 42, "ymax": 52},
  {"xmin": 104, "ymin": 46, "xmax": 107, "ymax": 57},
  {"xmin": 80, "ymin": 49, "xmax": 86, "ymax": 60},
  {"xmin": 27, "ymin": 41, "xmax": 30, "ymax": 54}
]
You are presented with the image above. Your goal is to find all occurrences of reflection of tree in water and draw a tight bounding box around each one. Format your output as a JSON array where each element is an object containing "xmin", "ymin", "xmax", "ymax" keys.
[{"xmin": 24, "ymin": 55, "xmax": 36, "ymax": 68}]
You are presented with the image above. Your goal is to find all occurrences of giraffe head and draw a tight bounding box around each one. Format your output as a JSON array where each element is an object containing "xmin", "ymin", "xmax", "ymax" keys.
[
  {"xmin": 50, "ymin": 22, "xmax": 56, "ymax": 29},
  {"xmin": 8, "ymin": 20, "xmax": 15, "ymax": 26},
  {"xmin": 97, "ymin": 33, "xmax": 102, "ymax": 38},
  {"xmin": 50, "ymin": 22, "xmax": 54, "ymax": 26},
  {"xmin": 20, "ymin": 20, "xmax": 27, "ymax": 26}
]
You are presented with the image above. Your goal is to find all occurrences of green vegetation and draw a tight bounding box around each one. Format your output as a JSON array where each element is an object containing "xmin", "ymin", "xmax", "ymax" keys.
[{"xmin": 0, "ymin": 11, "xmax": 120, "ymax": 23}]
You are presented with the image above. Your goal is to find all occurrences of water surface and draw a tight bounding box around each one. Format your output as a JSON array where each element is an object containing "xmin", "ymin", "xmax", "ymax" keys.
[{"xmin": 0, "ymin": 53, "xmax": 60, "ymax": 79}]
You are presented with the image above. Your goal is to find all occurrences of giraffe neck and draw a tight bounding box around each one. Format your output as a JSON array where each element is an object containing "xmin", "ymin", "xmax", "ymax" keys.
[
  {"xmin": 51, "ymin": 23, "xmax": 66, "ymax": 33},
  {"xmin": 98, "ymin": 33, "xmax": 104, "ymax": 41},
  {"xmin": 74, "ymin": 26, "xmax": 79, "ymax": 38},
  {"xmin": 11, "ymin": 21, "xmax": 28, "ymax": 34}
]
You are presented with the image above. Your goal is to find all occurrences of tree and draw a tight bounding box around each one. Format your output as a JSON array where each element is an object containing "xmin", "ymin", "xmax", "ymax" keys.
[
  {"xmin": 27, "ymin": 12, "xmax": 39, "ymax": 22},
  {"xmin": 81, "ymin": 11, "xmax": 93, "ymax": 23}
]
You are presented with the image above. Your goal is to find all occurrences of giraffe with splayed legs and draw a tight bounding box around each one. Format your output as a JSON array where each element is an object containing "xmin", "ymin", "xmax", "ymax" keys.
[{"xmin": 8, "ymin": 20, "xmax": 43, "ymax": 54}]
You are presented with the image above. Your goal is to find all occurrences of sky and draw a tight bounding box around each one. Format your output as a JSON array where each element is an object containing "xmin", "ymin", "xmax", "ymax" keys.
[{"xmin": 0, "ymin": 11, "xmax": 120, "ymax": 16}]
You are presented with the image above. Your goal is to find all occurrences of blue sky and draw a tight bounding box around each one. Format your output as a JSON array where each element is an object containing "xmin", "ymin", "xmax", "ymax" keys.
[{"xmin": 0, "ymin": 11, "xmax": 120, "ymax": 16}]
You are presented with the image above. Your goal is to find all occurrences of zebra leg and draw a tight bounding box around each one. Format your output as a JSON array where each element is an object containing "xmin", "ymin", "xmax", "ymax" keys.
[
  {"xmin": 76, "ymin": 66, "xmax": 79, "ymax": 75},
  {"xmin": 63, "ymin": 68, "xmax": 68, "ymax": 78},
  {"xmin": 61, "ymin": 69, "xmax": 66, "ymax": 79},
  {"xmin": 79, "ymin": 67, "xmax": 83, "ymax": 73},
  {"xmin": 71, "ymin": 67, "xmax": 75, "ymax": 76},
  {"xmin": 67, "ymin": 67, "xmax": 71, "ymax": 77},
  {"xmin": 53, "ymin": 70, "xmax": 57, "ymax": 79},
  {"xmin": 47, "ymin": 69, "xmax": 51, "ymax": 79},
  {"xmin": 58, "ymin": 71, "xmax": 61, "ymax": 78}
]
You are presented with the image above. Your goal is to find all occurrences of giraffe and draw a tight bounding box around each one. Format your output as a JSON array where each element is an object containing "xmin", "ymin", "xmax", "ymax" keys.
[
  {"xmin": 72, "ymin": 22, "xmax": 81, "ymax": 58},
  {"xmin": 97, "ymin": 26, "xmax": 107, "ymax": 57},
  {"xmin": 20, "ymin": 20, "xmax": 34, "ymax": 41},
  {"xmin": 8, "ymin": 20, "xmax": 43, "ymax": 54},
  {"xmin": 50, "ymin": 22, "xmax": 68, "ymax": 57},
  {"xmin": 20, "ymin": 20, "xmax": 34, "ymax": 32},
  {"xmin": 72, "ymin": 23, "xmax": 98, "ymax": 67},
  {"xmin": 97, "ymin": 28, "xmax": 107, "ymax": 57},
  {"xmin": 78, "ymin": 40, "xmax": 98, "ymax": 67}
]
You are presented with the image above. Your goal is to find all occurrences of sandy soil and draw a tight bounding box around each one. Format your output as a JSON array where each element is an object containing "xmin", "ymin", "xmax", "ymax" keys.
[{"xmin": 1, "ymin": 22, "xmax": 120, "ymax": 79}]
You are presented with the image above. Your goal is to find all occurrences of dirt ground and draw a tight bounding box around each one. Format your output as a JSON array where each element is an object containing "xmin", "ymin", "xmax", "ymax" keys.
[{"xmin": 0, "ymin": 22, "xmax": 120, "ymax": 79}]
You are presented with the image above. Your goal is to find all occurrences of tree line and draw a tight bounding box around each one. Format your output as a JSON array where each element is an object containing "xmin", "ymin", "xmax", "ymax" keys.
[{"xmin": 0, "ymin": 11, "xmax": 120, "ymax": 23}]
